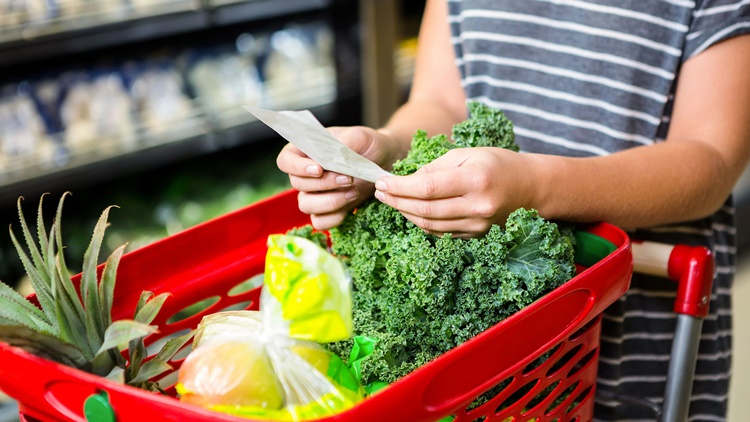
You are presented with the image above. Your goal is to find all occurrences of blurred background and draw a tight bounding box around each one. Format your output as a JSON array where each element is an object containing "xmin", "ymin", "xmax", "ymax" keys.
[{"xmin": 0, "ymin": 0, "xmax": 747, "ymax": 420}]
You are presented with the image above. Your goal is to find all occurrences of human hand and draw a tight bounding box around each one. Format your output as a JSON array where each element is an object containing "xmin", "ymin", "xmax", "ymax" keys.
[
  {"xmin": 276, "ymin": 126, "xmax": 401, "ymax": 230},
  {"xmin": 373, "ymin": 147, "xmax": 539, "ymax": 238}
]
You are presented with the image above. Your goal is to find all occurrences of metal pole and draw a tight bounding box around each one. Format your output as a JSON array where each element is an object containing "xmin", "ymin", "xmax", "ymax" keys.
[{"xmin": 660, "ymin": 314, "xmax": 704, "ymax": 422}]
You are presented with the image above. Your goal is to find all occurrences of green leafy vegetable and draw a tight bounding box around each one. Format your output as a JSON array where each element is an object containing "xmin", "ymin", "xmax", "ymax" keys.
[
  {"xmin": 0, "ymin": 194, "xmax": 193, "ymax": 392},
  {"xmin": 321, "ymin": 102, "xmax": 576, "ymax": 385}
]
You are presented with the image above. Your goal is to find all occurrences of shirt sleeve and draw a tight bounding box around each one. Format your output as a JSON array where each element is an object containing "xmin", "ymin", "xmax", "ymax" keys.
[{"xmin": 683, "ymin": 0, "xmax": 750, "ymax": 61}]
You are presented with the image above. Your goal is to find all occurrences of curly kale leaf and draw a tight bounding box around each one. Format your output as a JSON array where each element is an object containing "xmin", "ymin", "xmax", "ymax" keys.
[
  {"xmin": 324, "ymin": 102, "xmax": 575, "ymax": 385},
  {"xmin": 391, "ymin": 131, "xmax": 454, "ymax": 176},
  {"xmin": 452, "ymin": 102, "xmax": 518, "ymax": 151}
]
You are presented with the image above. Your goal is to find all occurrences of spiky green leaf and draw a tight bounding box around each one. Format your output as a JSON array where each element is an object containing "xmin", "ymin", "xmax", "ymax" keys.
[
  {"xmin": 105, "ymin": 366, "xmax": 125, "ymax": 384},
  {"xmin": 134, "ymin": 292, "xmax": 170, "ymax": 325},
  {"xmin": 0, "ymin": 325, "xmax": 89, "ymax": 369},
  {"xmin": 99, "ymin": 245, "xmax": 126, "ymax": 329},
  {"xmin": 127, "ymin": 337, "xmax": 147, "ymax": 381},
  {"xmin": 81, "ymin": 206, "xmax": 116, "ymax": 348},
  {"xmin": 128, "ymin": 359, "xmax": 172, "ymax": 384},
  {"xmin": 154, "ymin": 330, "xmax": 195, "ymax": 363},
  {"xmin": 0, "ymin": 280, "xmax": 51, "ymax": 332},
  {"xmin": 91, "ymin": 345, "xmax": 118, "ymax": 377},
  {"xmin": 8, "ymin": 227, "xmax": 57, "ymax": 332},
  {"xmin": 96, "ymin": 320, "xmax": 157, "ymax": 356},
  {"xmin": 52, "ymin": 194, "xmax": 86, "ymax": 323},
  {"xmin": 16, "ymin": 197, "xmax": 50, "ymax": 287}
]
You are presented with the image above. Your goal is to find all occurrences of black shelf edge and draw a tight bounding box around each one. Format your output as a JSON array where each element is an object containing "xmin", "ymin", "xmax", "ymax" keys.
[
  {"xmin": 209, "ymin": 0, "xmax": 331, "ymax": 27},
  {"xmin": 0, "ymin": 0, "xmax": 332, "ymax": 69}
]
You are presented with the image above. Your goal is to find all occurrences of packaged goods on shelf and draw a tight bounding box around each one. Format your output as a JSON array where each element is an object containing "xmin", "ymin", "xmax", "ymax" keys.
[
  {"xmin": 263, "ymin": 24, "xmax": 336, "ymax": 108},
  {"xmin": 0, "ymin": 84, "xmax": 58, "ymax": 172},
  {"xmin": 60, "ymin": 72, "xmax": 137, "ymax": 153},
  {"xmin": 128, "ymin": 63, "xmax": 198, "ymax": 142},
  {"xmin": 186, "ymin": 41, "xmax": 266, "ymax": 119}
]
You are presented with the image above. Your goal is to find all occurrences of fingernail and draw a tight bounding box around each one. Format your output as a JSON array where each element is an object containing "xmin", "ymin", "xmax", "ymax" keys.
[
  {"xmin": 374, "ymin": 190, "xmax": 385, "ymax": 202},
  {"xmin": 306, "ymin": 165, "xmax": 321, "ymax": 176},
  {"xmin": 375, "ymin": 180, "xmax": 387, "ymax": 191},
  {"xmin": 345, "ymin": 188, "xmax": 358, "ymax": 200},
  {"xmin": 336, "ymin": 175, "xmax": 352, "ymax": 186}
]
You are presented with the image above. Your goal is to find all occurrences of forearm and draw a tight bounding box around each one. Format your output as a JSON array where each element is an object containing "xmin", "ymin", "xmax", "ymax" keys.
[{"xmin": 532, "ymin": 139, "xmax": 743, "ymax": 228}]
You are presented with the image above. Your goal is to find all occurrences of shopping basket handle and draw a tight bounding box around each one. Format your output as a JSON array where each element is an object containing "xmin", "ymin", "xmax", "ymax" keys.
[
  {"xmin": 631, "ymin": 241, "xmax": 715, "ymax": 422},
  {"xmin": 631, "ymin": 241, "xmax": 714, "ymax": 318}
]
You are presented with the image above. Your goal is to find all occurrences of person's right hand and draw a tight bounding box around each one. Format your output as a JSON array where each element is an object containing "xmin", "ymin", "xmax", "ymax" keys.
[{"xmin": 276, "ymin": 126, "xmax": 401, "ymax": 230}]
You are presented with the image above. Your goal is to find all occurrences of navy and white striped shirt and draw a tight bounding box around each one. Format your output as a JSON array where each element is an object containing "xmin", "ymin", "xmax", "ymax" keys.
[{"xmin": 447, "ymin": 1, "xmax": 750, "ymax": 420}]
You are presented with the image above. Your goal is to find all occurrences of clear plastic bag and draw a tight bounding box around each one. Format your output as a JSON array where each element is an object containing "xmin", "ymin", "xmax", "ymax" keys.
[{"xmin": 177, "ymin": 234, "xmax": 363, "ymax": 420}]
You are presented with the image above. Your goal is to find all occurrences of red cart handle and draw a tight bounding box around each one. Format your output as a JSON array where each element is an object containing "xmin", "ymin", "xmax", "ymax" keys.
[{"xmin": 631, "ymin": 241, "xmax": 715, "ymax": 318}]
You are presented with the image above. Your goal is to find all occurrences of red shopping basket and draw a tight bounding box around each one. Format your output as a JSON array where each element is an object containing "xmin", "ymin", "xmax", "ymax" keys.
[{"xmin": 0, "ymin": 189, "xmax": 633, "ymax": 422}]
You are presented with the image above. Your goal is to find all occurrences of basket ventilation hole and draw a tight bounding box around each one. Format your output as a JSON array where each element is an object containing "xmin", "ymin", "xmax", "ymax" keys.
[
  {"xmin": 465, "ymin": 377, "xmax": 514, "ymax": 412},
  {"xmin": 545, "ymin": 344, "xmax": 582, "ymax": 377},
  {"xmin": 166, "ymin": 296, "xmax": 220, "ymax": 325},
  {"xmin": 217, "ymin": 300, "xmax": 254, "ymax": 313},
  {"xmin": 524, "ymin": 380, "xmax": 560, "ymax": 412},
  {"xmin": 522, "ymin": 343, "xmax": 562, "ymax": 374},
  {"xmin": 471, "ymin": 417, "xmax": 486, "ymax": 422},
  {"xmin": 566, "ymin": 349, "xmax": 597, "ymax": 378},
  {"xmin": 565, "ymin": 386, "xmax": 592, "ymax": 414},
  {"xmin": 228, "ymin": 273, "xmax": 264, "ymax": 297},
  {"xmin": 544, "ymin": 381, "xmax": 580, "ymax": 414},
  {"xmin": 568, "ymin": 316, "xmax": 601, "ymax": 341},
  {"xmin": 495, "ymin": 379, "xmax": 538, "ymax": 414}
]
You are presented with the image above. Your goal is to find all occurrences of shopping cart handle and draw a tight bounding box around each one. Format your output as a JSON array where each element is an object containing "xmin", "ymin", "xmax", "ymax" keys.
[{"xmin": 631, "ymin": 241, "xmax": 714, "ymax": 319}]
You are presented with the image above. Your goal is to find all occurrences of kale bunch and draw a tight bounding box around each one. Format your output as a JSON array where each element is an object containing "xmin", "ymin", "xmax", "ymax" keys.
[{"xmin": 325, "ymin": 102, "xmax": 576, "ymax": 385}]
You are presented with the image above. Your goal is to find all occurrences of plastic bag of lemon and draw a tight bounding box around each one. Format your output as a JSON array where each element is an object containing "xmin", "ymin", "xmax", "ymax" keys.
[{"xmin": 176, "ymin": 235, "xmax": 365, "ymax": 420}]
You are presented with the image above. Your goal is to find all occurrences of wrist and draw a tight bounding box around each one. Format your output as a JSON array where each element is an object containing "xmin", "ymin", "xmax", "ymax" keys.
[{"xmin": 376, "ymin": 127, "xmax": 411, "ymax": 170}]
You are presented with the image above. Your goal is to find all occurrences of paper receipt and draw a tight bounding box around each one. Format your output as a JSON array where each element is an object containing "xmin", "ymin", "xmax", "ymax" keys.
[{"xmin": 245, "ymin": 106, "xmax": 392, "ymax": 183}]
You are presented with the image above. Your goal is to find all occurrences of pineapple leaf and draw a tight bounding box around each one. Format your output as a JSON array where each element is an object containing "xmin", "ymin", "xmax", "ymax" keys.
[
  {"xmin": 96, "ymin": 320, "xmax": 157, "ymax": 356},
  {"xmin": 99, "ymin": 245, "xmax": 126, "ymax": 329},
  {"xmin": 36, "ymin": 193, "xmax": 50, "ymax": 263},
  {"xmin": 53, "ymin": 298, "xmax": 89, "ymax": 357},
  {"xmin": 16, "ymin": 197, "xmax": 50, "ymax": 288},
  {"xmin": 91, "ymin": 344, "xmax": 118, "ymax": 377},
  {"xmin": 127, "ymin": 337, "xmax": 148, "ymax": 381},
  {"xmin": 128, "ymin": 359, "xmax": 172, "ymax": 385},
  {"xmin": 81, "ymin": 206, "xmax": 117, "ymax": 348},
  {"xmin": 104, "ymin": 366, "xmax": 126, "ymax": 384},
  {"xmin": 0, "ymin": 325, "xmax": 89, "ymax": 370},
  {"xmin": 0, "ymin": 280, "xmax": 51, "ymax": 332},
  {"xmin": 134, "ymin": 292, "xmax": 171, "ymax": 325},
  {"xmin": 51, "ymin": 254, "xmax": 94, "ymax": 357},
  {"xmin": 52, "ymin": 193, "xmax": 86, "ymax": 323},
  {"xmin": 154, "ymin": 330, "xmax": 194, "ymax": 363},
  {"xmin": 134, "ymin": 291, "xmax": 153, "ymax": 316},
  {"xmin": 8, "ymin": 226, "xmax": 57, "ymax": 332}
]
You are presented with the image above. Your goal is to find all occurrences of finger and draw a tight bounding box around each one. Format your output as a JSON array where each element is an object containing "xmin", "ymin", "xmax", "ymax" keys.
[
  {"xmin": 297, "ymin": 188, "xmax": 360, "ymax": 216},
  {"xmin": 290, "ymin": 172, "xmax": 355, "ymax": 193},
  {"xmin": 374, "ymin": 188, "xmax": 483, "ymax": 222},
  {"xmin": 276, "ymin": 144, "xmax": 324, "ymax": 177},
  {"xmin": 375, "ymin": 168, "xmax": 477, "ymax": 200},
  {"xmin": 309, "ymin": 212, "xmax": 348, "ymax": 231},
  {"xmin": 397, "ymin": 210, "xmax": 489, "ymax": 238}
]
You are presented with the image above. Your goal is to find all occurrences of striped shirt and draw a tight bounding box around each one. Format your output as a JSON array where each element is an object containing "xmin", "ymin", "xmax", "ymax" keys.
[{"xmin": 447, "ymin": 1, "xmax": 750, "ymax": 420}]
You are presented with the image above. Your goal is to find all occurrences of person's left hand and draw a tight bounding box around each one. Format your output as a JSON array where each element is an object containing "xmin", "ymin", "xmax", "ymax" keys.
[{"xmin": 373, "ymin": 147, "xmax": 540, "ymax": 238}]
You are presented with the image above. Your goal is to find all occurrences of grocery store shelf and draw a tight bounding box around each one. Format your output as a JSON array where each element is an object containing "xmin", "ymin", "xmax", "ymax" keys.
[
  {"xmin": 208, "ymin": 0, "xmax": 330, "ymax": 27},
  {"xmin": 0, "ymin": 0, "xmax": 332, "ymax": 68},
  {"xmin": 0, "ymin": 100, "xmax": 335, "ymax": 205}
]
